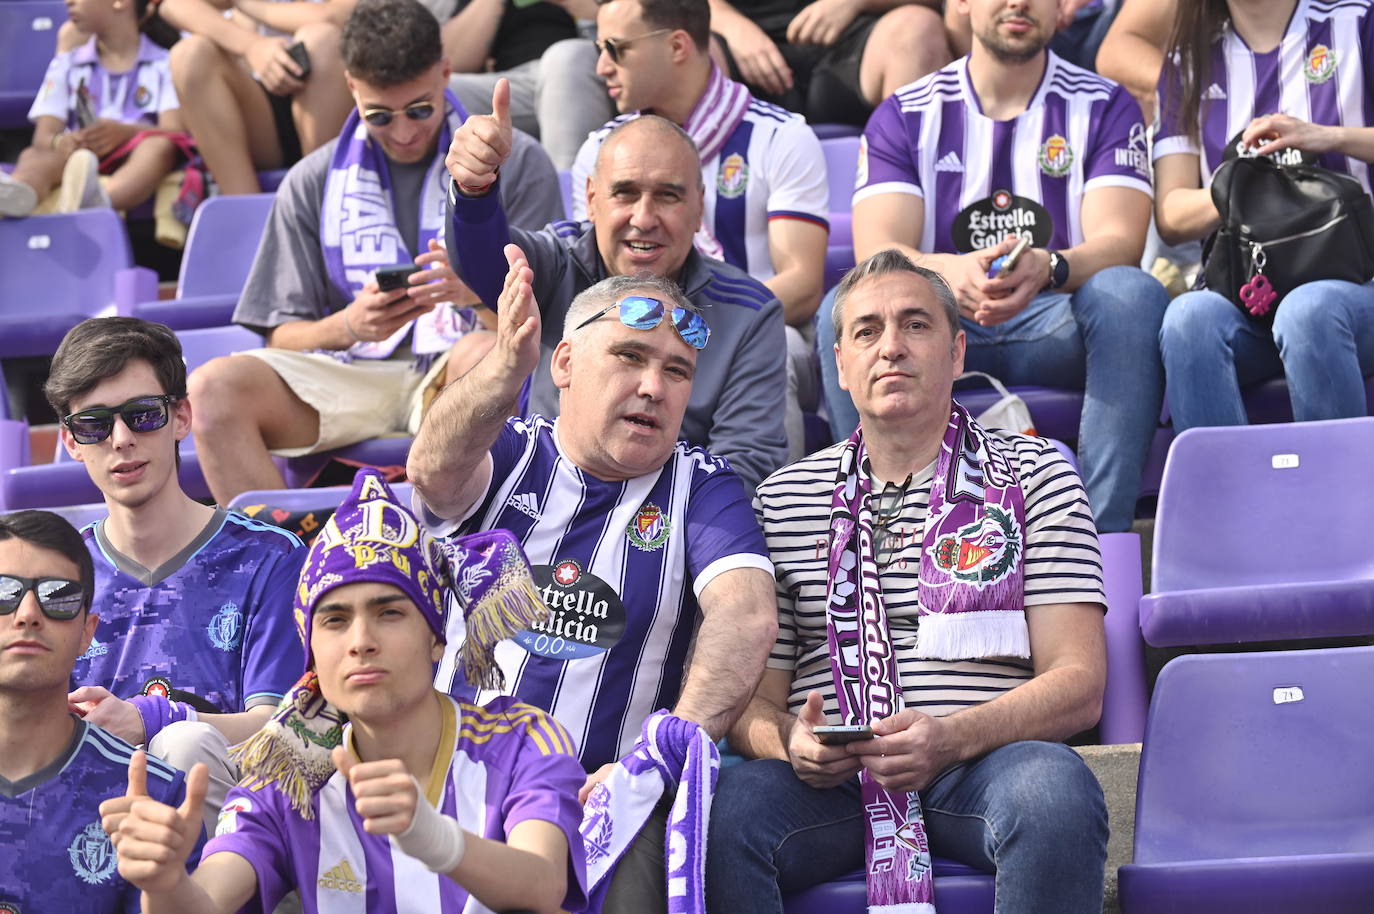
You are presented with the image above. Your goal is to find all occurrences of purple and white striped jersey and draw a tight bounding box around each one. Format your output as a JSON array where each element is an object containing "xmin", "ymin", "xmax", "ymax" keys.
[
  {"xmin": 423, "ymin": 416, "xmax": 773, "ymax": 770},
  {"xmin": 28, "ymin": 34, "xmax": 178, "ymax": 130},
  {"xmin": 854, "ymin": 52, "xmax": 1151, "ymax": 255},
  {"xmin": 203, "ymin": 695, "xmax": 587, "ymax": 914},
  {"xmin": 1155, "ymin": 0, "xmax": 1374, "ymax": 193},
  {"xmin": 0, "ymin": 719, "xmax": 198, "ymax": 914}
]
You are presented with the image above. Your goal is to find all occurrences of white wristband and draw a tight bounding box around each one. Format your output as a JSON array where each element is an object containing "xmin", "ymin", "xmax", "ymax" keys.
[{"xmin": 395, "ymin": 780, "xmax": 467, "ymax": 873}]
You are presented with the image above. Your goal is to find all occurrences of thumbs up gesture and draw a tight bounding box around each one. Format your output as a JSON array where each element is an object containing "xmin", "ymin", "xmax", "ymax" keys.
[
  {"xmin": 332, "ymin": 745, "xmax": 420, "ymax": 836},
  {"xmin": 100, "ymin": 750, "xmax": 209, "ymax": 894},
  {"xmin": 785, "ymin": 690, "xmax": 863, "ymax": 790},
  {"xmin": 445, "ymin": 77, "xmax": 514, "ymax": 196}
]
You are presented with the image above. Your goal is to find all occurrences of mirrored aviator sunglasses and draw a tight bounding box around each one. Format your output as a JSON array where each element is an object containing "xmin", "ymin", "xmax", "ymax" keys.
[
  {"xmin": 0, "ymin": 575, "xmax": 85, "ymax": 620},
  {"xmin": 62, "ymin": 394, "xmax": 176, "ymax": 445},
  {"xmin": 576, "ymin": 295, "xmax": 711, "ymax": 349},
  {"xmin": 361, "ymin": 101, "xmax": 437, "ymax": 127}
]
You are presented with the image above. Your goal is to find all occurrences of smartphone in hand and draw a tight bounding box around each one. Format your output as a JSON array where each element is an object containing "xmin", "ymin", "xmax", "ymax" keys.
[
  {"xmin": 374, "ymin": 263, "xmax": 419, "ymax": 293},
  {"xmin": 285, "ymin": 41, "xmax": 311, "ymax": 80},
  {"xmin": 987, "ymin": 235, "xmax": 1033, "ymax": 280},
  {"xmin": 812, "ymin": 725, "xmax": 874, "ymax": 746}
]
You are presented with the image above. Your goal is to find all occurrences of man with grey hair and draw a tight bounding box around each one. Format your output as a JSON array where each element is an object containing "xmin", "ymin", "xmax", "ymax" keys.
[
  {"xmin": 708, "ymin": 249, "xmax": 1111, "ymax": 911},
  {"xmin": 442, "ymin": 81, "xmax": 789, "ymax": 491},
  {"xmin": 409, "ymin": 245, "xmax": 778, "ymax": 909}
]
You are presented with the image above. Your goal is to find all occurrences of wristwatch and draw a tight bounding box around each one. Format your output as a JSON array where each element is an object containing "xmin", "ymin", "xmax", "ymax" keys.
[{"xmin": 1045, "ymin": 250, "xmax": 1070, "ymax": 291}]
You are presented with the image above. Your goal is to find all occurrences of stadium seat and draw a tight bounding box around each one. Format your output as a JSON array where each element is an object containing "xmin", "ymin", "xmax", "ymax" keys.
[
  {"xmin": 1240, "ymin": 375, "xmax": 1374, "ymax": 425},
  {"xmin": 1, "ymin": 445, "xmax": 213, "ymax": 510},
  {"xmin": 0, "ymin": 1, "xmax": 64, "ymax": 129},
  {"xmin": 281, "ymin": 436, "xmax": 413, "ymax": 489},
  {"xmin": 1139, "ymin": 418, "xmax": 1374, "ymax": 647},
  {"xmin": 256, "ymin": 169, "xmax": 289, "ymax": 193},
  {"xmin": 821, "ymin": 135, "xmax": 860, "ymax": 246},
  {"xmin": 0, "ymin": 209, "xmax": 156, "ymax": 358},
  {"xmin": 228, "ymin": 481, "xmax": 413, "ymax": 514},
  {"xmin": 123, "ymin": 194, "xmax": 274, "ymax": 331},
  {"xmin": 47, "ymin": 501, "xmax": 107, "ymax": 531},
  {"xmin": 811, "ymin": 123, "xmax": 863, "ymax": 141},
  {"xmin": 1119, "ymin": 647, "xmax": 1374, "ymax": 914},
  {"xmin": 952, "ymin": 383, "xmax": 1083, "ymax": 442},
  {"xmin": 178, "ymin": 325, "xmax": 263, "ymax": 374},
  {"xmin": 785, "ymin": 857, "xmax": 994, "ymax": 913},
  {"xmin": 558, "ymin": 169, "xmax": 574, "ymax": 221}
]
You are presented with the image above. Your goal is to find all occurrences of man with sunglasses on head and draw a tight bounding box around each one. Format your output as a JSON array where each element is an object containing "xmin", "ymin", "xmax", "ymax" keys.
[
  {"xmin": 45, "ymin": 317, "xmax": 307, "ymax": 832},
  {"xmin": 409, "ymin": 252, "xmax": 778, "ymax": 911},
  {"xmin": 445, "ymin": 92, "xmax": 789, "ymax": 491},
  {"xmin": 186, "ymin": 0, "xmax": 566, "ymax": 506},
  {"xmin": 570, "ymin": 0, "xmax": 829, "ymax": 462},
  {"xmin": 0, "ymin": 509, "xmax": 202, "ymax": 913}
]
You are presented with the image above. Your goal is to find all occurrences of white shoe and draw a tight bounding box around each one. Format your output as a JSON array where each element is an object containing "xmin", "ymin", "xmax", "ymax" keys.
[
  {"xmin": 57, "ymin": 148, "xmax": 112, "ymax": 213},
  {"xmin": 0, "ymin": 170, "xmax": 38, "ymax": 218}
]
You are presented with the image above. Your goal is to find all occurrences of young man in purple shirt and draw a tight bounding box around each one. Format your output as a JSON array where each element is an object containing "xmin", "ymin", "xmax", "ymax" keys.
[
  {"xmin": 0, "ymin": 509, "xmax": 199, "ymax": 913},
  {"xmin": 818, "ymin": 0, "xmax": 1170, "ymax": 534},
  {"xmin": 104, "ymin": 470, "xmax": 587, "ymax": 914}
]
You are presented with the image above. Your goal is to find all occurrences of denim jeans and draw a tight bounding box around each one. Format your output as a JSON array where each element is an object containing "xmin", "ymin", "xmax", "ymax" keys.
[
  {"xmin": 1159, "ymin": 279, "xmax": 1374, "ymax": 432},
  {"xmin": 706, "ymin": 742, "xmax": 1108, "ymax": 914},
  {"xmin": 818, "ymin": 265, "xmax": 1168, "ymax": 532}
]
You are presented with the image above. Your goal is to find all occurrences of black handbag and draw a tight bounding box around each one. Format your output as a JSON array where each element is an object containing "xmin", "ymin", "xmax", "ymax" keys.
[{"xmin": 1202, "ymin": 155, "xmax": 1374, "ymax": 320}]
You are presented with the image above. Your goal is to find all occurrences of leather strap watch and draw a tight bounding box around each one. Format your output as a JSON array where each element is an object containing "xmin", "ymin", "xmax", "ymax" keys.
[{"xmin": 1045, "ymin": 250, "xmax": 1070, "ymax": 290}]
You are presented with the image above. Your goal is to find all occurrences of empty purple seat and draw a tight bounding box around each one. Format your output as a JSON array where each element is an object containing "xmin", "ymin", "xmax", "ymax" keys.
[
  {"xmin": 125, "ymin": 194, "xmax": 274, "ymax": 331},
  {"xmin": 952, "ymin": 384, "xmax": 1084, "ymax": 443},
  {"xmin": 1140, "ymin": 418, "xmax": 1374, "ymax": 647},
  {"xmin": 0, "ymin": 1, "xmax": 64, "ymax": 128},
  {"xmin": 784, "ymin": 857, "xmax": 994, "ymax": 914},
  {"xmin": 821, "ymin": 136, "xmax": 860, "ymax": 246},
  {"xmin": 178, "ymin": 325, "xmax": 263, "ymax": 374},
  {"xmin": 825, "ymin": 243, "xmax": 855, "ymax": 291},
  {"xmin": 0, "ymin": 210, "xmax": 155, "ymax": 358},
  {"xmin": 1119, "ymin": 647, "xmax": 1374, "ymax": 914},
  {"xmin": 1241, "ymin": 375, "xmax": 1374, "ymax": 425}
]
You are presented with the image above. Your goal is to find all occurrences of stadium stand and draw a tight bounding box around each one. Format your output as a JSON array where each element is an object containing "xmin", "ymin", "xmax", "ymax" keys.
[{"xmin": 0, "ymin": 1, "xmax": 64, "ymax": 129}]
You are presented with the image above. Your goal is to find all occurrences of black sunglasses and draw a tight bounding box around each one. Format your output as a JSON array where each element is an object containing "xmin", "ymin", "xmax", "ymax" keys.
[
  {"xmin": 871, "ymin": 474, "xmax": 913, "ymax": 567},
  {"xmin": 62, "ymin": 394, "xmax": 177, "ymax": 445},
  {"xmin": 0, "ymin": 575, "xmax": 85, "ymax": 620},
  {"xmin": 595, "ymin": 27, "xmax": 673, "ymax": 64},
  {"xmin": 362, "ymin": 101, "xmax": 437, "ymax": 127}
]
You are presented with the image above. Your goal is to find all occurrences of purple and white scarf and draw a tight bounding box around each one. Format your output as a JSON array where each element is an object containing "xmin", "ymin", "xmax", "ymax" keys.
[
  {"xmin": 673, "ymin": 64, "xmax": 749, "ymax": 263},
  {"xmin": 320, "ymin": 89, "xmax": 476, "ymax": 361},
  {"xmin": 579, "ymin": 711, "xmax": 718, "ymax": 914},
  {"xmin": 826, "ymin": 404, "xmax": 1026, "ymax": 912}
]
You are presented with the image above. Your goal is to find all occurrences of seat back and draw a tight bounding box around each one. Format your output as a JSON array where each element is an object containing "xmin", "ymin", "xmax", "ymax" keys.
[
  {"xmin": 178, "ymin": 325, "xmax": 264, "ymax": 374},
  {"xmin": 1134, "ymin": 647, "xmax": 1374, "ymax": 864},
  {"xmin": 0, "ymin": 1, "xmax": 64, "ymax": 128},
  {"xmin": 822, "ymin": 136, "xmax": 861, "ymax": 249},
  {"xmin": 557, "ymin": 170, "xmax": 575, "ymax": 221},
  {"xmin": 177, "ymin": 194, "xmax": 275, "ymax": 299},
  {"xmin": 1152, "ymin": 418, "xmax": 1374, "ymax": 593}
]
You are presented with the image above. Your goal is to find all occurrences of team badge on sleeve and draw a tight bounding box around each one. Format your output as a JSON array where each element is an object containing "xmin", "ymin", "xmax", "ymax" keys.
[
  {"xmin": 68, "ymin": 822, "xmax": 117, "ymax": 885},
  {"xmin": 1037, "ymin": 134, "xmax": 1075, "ymax": 177},
  {"xmin": 1303, "ymin": 44, "xmax": 1337, "ymax": 84},
  {"xmin": 717, "ymin": 153, "xmax": 749, "ymax": 198},
  {"xmin": 627, "ymin": 504, "xmax": 672, "ymax": 551}
]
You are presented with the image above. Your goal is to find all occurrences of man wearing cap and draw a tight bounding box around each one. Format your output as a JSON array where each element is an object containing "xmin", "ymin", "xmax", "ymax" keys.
[
  {"xmin": 409, "ymin": 250, "xmax": 778, "ymax": 908},
  {"xmin": 103, "ymin": 469, "xmax": 588, "ymax": 914}
]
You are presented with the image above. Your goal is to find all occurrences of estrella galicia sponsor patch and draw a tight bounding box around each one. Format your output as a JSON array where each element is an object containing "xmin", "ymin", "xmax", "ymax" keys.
[
  {"xmin": 1037, "ymin": 134, "xmax": 1075, "ymax": 177},
  {"xmin": 142, "ymin": 675, "xmax": 173, "ymax": 698},
  {"xmin": 951, "ymin": 190, "xmax": 1053, "ymax": 253},
  {"xmin": 717, "ymin": 152, "xmax": 749, "ymax": 199},
  {"xmin": 1304, "ymin": 43, "xmax": 1337, "ymax": 84},
  {"xmin": 68, "ymin": 822, "xmax": 117, "ymax": 885},
  {"xmin": 1222, "ymin": 127, "xmax": 1317, "ymax": 168},
  {"xmin": 519, "ymin": 561, "xmax": 626, "ymax": 660},
  {"xmin": 208, "ymin": 602, "xmax": 243, "ymax": 651},
  {"xmin": 927, "ymin": 505, "xmax": 1022, "ymax": 588},
  {"xmin": 626, "ymin": 504, "xmax": 672, "ymax": 551}
]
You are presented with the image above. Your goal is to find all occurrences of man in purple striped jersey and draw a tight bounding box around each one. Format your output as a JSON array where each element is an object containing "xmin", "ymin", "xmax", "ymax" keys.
[{"xmin": 818, "ymin": 0, "xmax": 1170, "ymax": 534}]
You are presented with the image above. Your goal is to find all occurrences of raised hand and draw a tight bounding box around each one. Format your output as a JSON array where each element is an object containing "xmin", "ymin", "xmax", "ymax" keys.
[
  {"xmin": 332, "ymin": 745, "xmax": 420, "ymax": 836},
  {"xmin": 492, "ymin": 243, "xmax": 542, "ymax": 380},
  {"xmin": 786, "ymin": 691, "xmax": 862, "ymax": 789},
  {"xmin": 445, "ymin": 78, "xmax": 513, "ymax": 195},
  {"xmin": 106, "ymin": 751, "xmax": 209, "ymax": 894}
]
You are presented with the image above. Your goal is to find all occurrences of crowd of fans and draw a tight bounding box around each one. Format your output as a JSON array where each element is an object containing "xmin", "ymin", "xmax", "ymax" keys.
[{"xmin": 2, "ymin": 0, "xmax": 1373, "ymax": 910}]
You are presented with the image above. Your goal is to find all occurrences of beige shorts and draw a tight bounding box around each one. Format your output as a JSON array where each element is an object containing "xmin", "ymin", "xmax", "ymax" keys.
[{"xmin": 241, "ymin": 348, "xmax": 449, "ymax": 457}]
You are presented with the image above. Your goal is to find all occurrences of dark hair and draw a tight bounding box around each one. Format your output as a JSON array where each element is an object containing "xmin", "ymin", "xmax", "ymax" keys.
[
  {"xmin": 44, "ymin": 317, "xmax": 186, "ymax": 419},
  {"xmin": 136, "ymin": 0, "xmax": 182, "ymax": 50},
  {"xmin": 342, "ymin": 0, "xmax": 443, "ymax": 87},
  {"xmin": 832, "ymin": 249, "xmax": 961, "ymax": 343},
  {"xmin": 595, "ymin": 0, "xmax": 710, "ymax": 51},
  {"xmin": 0, "ymin": 511, "xmax": 95, "ymax": 614},
  {"xmin": 1163, "ymin": 0, "xmax": 1229, "ymax": 147}
]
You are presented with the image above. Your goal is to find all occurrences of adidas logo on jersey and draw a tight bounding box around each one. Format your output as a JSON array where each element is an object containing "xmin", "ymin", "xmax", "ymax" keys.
[
  {"xmin": 507, "ymin": 492, "xmax": 541, "ymax": 520},
  {"xmin": 935, "ymin": 151, "xmax": 964, "ymax": 173},
  {"xmin": 1203, "ymin": 83, "xmax": 1226, "ymax": 99},
  {"xmin": 318, "ymin": 859, "xmax": 363, "ymax": 894}
]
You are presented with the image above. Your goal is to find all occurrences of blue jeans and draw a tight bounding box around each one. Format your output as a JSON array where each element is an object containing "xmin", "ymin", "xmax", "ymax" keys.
[
  {"xmin": 818, "ymin": 265, "xmax": 1168, "ymax": 532},
  {"xmin": 1159, "ymin": 279, "xmax": 1374, "ymax": 432},
  {"xmin": 706, "ymin": 742, "xmax": 1108, "ymax": 914}
]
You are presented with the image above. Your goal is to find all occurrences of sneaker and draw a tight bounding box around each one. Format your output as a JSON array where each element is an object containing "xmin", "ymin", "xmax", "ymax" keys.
[
  {"xmin": 57, "ymin": 148, "xmax": 112, "ymax": 213},
  {"xmin": 0, "ymin": 170, "xmax": 38, "ymax": 218}
]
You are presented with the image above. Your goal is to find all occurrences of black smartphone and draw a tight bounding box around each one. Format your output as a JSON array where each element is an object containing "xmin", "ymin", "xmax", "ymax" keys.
[
  {"xmin": 75, "ymin": 78, "xmax": 97, "ymax": 129},
  {"xmin": 813, "ymin": 725, "xmax": 874, "ymax": 746},
  {"xmin": 285, "ymin": 40, "xmax": 311, "ymax": 80},
  {"xmin": 375, "ymin": 263, "xmax": 419, "ymax": 293}
]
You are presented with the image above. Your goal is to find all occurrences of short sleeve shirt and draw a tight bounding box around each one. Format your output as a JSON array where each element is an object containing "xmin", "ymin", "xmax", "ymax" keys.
[{"xmin": 28, "ymin": 34, "xmax": 177, "ymax": 129}]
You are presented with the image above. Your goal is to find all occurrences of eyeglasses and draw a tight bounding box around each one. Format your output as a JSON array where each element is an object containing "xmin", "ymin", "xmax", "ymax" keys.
[
  {"xmin": 574, "ymin": 295, "xmax": 711, "ymax": 349},
  {"xmin": 62, "ymin": 394, "xmax": 177, "ymax": 445},
  {"xmin": 595, "ymin": 28, "xmax": 673, "ymax": 64},
  {"xmin": 870, "ymin": 474, "xmax": 912, "ymax": 567},
  {"xmin": 361, "ymin": 101, "xmax": 436, "ymax": 127},
  {"xmin": 0, "ymin": 575, "xmax": 85, "ymax": 620}
]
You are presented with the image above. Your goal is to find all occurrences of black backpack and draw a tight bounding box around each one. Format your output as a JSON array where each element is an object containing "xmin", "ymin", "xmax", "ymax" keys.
[{"xmin": 1202, "ymin": 155, "xmax": 1374, "ymax": 320}]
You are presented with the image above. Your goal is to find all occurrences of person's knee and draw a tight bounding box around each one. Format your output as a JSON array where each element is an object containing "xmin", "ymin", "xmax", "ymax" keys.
[
  {"xmin": 989, "ymin": 742, "xmax": 1107, "ymax": 845},
  {"xmin": 713, "ymin": 759, "xmax": 796, "ymax": 830},
  {"xmin": 148, "ymin": 720, "xmax": 232, "ymax": 772},
  {"xmin": 170, "ymin": 34, "xmax": 227, "ymax": 88},
  {"xmin": 1075, "ymin": 266, "xmax": 1167, "ymax": 331},
  {"xmin": 1159, "ymin": 290, "xmax": 1234, "ymax": 353},
  {"xmin": 187, "ymin": 355, "xmax": 276, "ymax": 428},
  {"xmin": 295, "ymin": 21, "xmax": 343, "ymax": 67},
  {"xmin": 1271, "ymin": 280, "xmax": 1357, "ymax": 346},
  {"xmin": 539, "ymin": 37, "xmax": 598, "ymax": 74},
  {"xmin": 869, "ymin": 4, "xmax": 945, "ymax": 54}
]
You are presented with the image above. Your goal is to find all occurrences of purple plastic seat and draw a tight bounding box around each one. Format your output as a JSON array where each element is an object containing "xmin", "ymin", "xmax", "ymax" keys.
[
  {"xmin": 1140, "ymin": 418, "xmax": 1374, "ymax": 647},
  {"xmin": 282, "ymin": 436, "xmax": 413, "ymax": 489},
  {"xmin": 784, "ymin": 857, "xmax": 994, "ymax": 913},
  {"xmin": 1, "ymin": 447, "xmax": 212, "ymax": 510},
  {"xmin": 0, "ymin": 210, "xmax": 155, "ymax": 358},
  {"xmin": 178, "ymin": 325, "xmax": 263, "ymax": 374},
  {"xmin": 1119, "ymin": 646, "xmax": 1374, "ymax": 914},
  {"xmin": 825, "ymin": 243, "xmax": 855, "ymax": 290},
  {"xmin": 227, "ymin": 482, "xmax": 413, "ymax": 514},
  {"xmin": 952, "ymin": 384, "xmax": 1084, "ymax": 443},
  {"xmin": 811, "ymin": 123, "xmax": 863, "ymax": 141},
  {"xmin": 124, "ymin": 194, "xmax": 274, "ymax": 331},
  {"xmin": 821, "ymin": 136, "xmax": 860, "ymax": 247},
  {"xmin": 1239, "ymin": 375, "xmax": 1374, "ymax": 425},
  {"xmin": 47, "ymin": 502, "xmax": 108, "ymax": 531},
  {"xmin": 0, "ymin": 1, "xmax": 63, "ymax": 128},
  {"xmin": 256, "ymin": 169, "xmax": 289, "ymax": 193}
]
